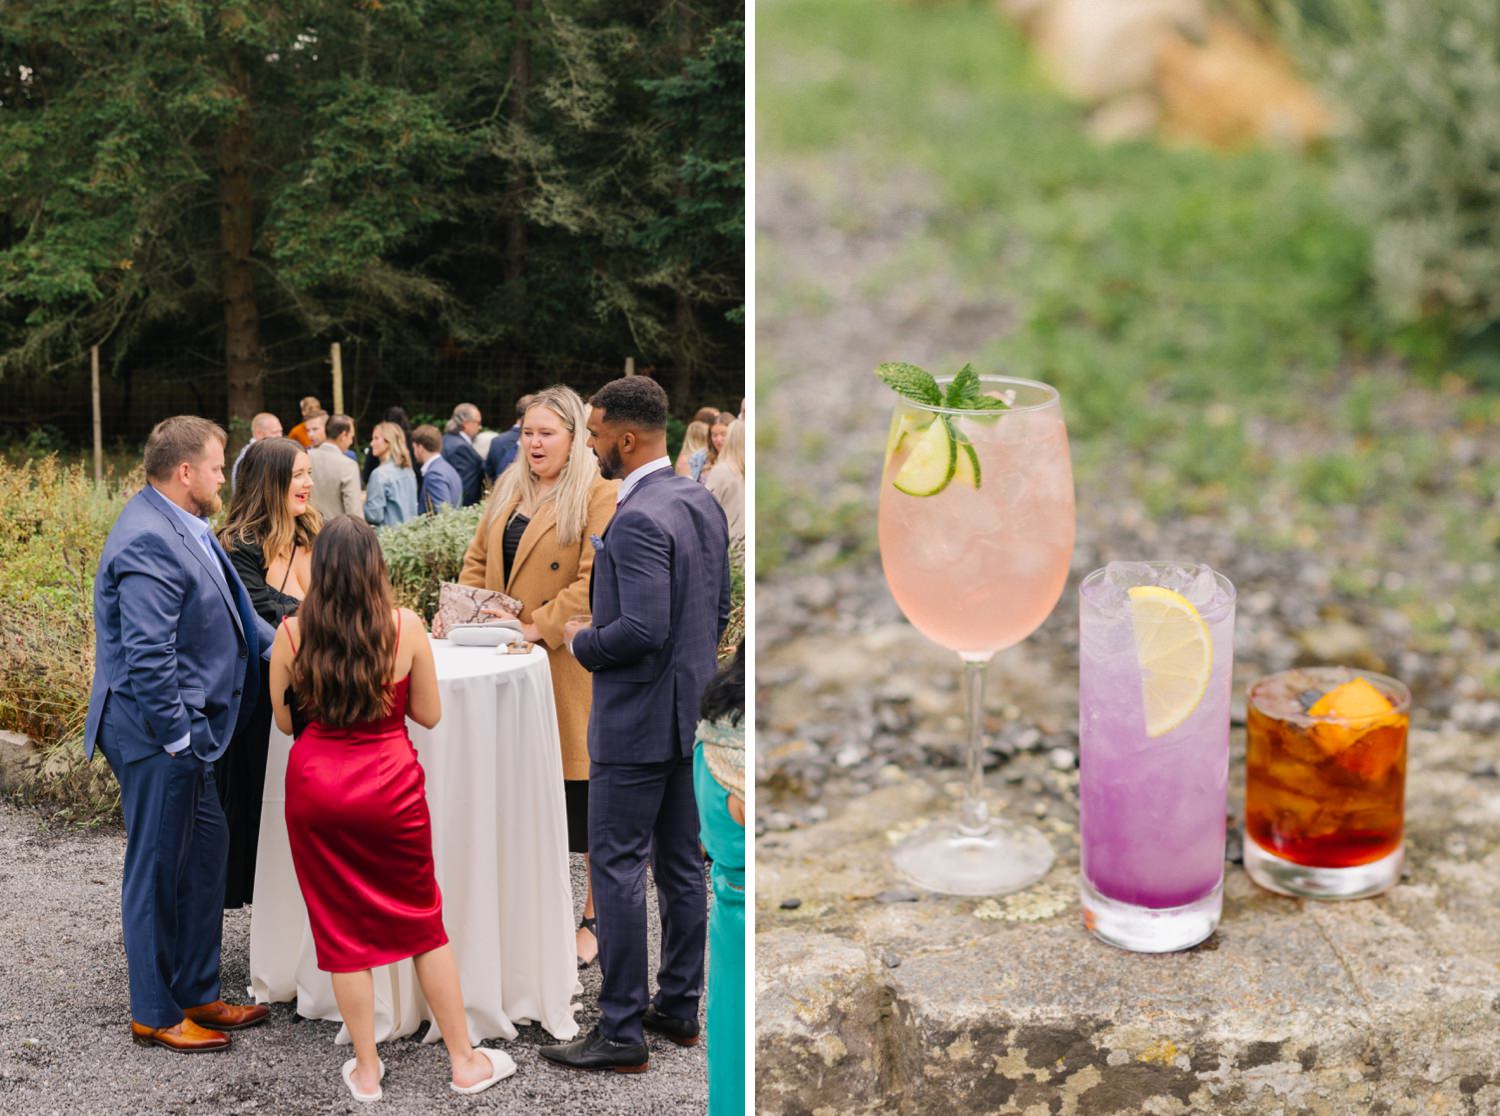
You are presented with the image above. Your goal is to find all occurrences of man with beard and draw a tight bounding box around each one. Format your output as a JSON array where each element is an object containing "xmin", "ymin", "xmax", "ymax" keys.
[
  {"xmin": 85, "ymin": 416, "xmax": 276, "ymax": 1052},
  {"xmin": 541, "ymin": 377, "xmax": 730, "ymax": 1073}
]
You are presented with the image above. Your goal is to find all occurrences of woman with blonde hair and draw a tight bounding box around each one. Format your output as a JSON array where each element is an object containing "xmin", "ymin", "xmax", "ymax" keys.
[
  {"xmin": 689, "ymin": 411, "xmax": 732, "ymax": 482},
  {"xmin": 457, "ymin": 385, "xmax": 617, "ymax": 966},
  {"xmin": 704, "ymin": 418, "xmax": 745, "ymax": 542},
  {"xmin": 364, "ymin": 421, "xmax": 419, "ymax": 526},
  {"xmin": 216, "ymin": 437, "xmax": 322, "ymax": 907},
  {"xmin": 286, "ymin": 396, "xmax": 323, "ymax": 448},
  {"xmin": 674, "ymin": 420, "xmax": 710, "ymax": 477}
]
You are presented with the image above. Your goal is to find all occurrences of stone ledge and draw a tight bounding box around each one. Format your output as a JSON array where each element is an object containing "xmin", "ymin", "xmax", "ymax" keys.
[{"xmin": 756, "ymin": 729, "xmax": 1500, "ymax": 1114}]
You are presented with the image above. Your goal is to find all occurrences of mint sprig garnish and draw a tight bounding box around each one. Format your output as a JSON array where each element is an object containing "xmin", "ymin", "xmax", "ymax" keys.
[
  {"xmin": 875, "ymin": 361, "xmax": 1010, "ymax": 411},
  {"xmin": 943, "ymin": 363, "xmax": 1009, "ymax": 411},
  {"xmin": 875, "ymin": 362, "xmax": 942, "ymax": 406}
]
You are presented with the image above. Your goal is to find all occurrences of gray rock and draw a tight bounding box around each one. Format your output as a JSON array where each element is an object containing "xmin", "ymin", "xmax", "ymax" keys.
[{"xmin": 757, "ymin": 730, "xmax": 1500, "ymax": 1114}]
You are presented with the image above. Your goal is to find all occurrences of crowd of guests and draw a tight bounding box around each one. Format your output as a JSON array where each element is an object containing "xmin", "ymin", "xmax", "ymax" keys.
[
  {"xmin": 235, "ymin": 393, "xmax": 747, "ymax": 548},
  {"xmin": 87, "ymin": 377, "xmax": 746, "ymax": 1111}
]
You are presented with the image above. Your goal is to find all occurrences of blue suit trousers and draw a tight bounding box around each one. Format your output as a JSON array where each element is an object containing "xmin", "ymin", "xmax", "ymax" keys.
[
  {"xmin": 588, "ymin": 757, "xmax": 706, "ymax": 1044},
  {"xmin": 99, "ymin": 736, "xmax": 227, "ymax": 1027}
]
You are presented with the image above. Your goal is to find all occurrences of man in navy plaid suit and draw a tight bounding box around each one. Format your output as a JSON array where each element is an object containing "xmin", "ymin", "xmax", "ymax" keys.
[{"xmin": 541, "ymin": 376, "xmax": 731, "ymax": 1074}]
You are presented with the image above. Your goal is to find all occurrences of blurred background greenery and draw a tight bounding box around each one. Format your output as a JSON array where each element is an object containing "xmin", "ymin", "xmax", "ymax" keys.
[{"xmin": 757, "ymin": 0, "xmax": 1500, "ymax": 649}]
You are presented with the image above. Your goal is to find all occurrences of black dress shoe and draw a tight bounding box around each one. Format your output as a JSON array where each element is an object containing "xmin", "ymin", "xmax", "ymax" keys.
[
  {"xmin": 642, "ymin": 1006, "xmax": 700, "ymax": 1047},
  {"xmin": 539, "ymin": 1027, "xmax": 649, "ymax": 1073}
]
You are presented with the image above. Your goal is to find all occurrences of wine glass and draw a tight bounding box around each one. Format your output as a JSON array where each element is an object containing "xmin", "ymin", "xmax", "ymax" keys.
[{"xmin": 877, "ymin": 373, "xmax": 1075, "ymax": 894}]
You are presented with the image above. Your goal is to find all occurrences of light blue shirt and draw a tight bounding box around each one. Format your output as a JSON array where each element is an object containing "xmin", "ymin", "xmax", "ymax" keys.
[
  {"xmin": 616, "ymin": 456, "xmax": 672, "ymax": 506},
  {"xmin": 147, "ymin": 485, "xmax": 226, "ymax": 755}
]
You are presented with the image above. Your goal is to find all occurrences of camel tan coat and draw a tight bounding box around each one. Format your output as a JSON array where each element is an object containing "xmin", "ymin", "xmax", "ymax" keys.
[{"xmin": 458, "ymin": 475, "xmax": 617, "ymax": 780}]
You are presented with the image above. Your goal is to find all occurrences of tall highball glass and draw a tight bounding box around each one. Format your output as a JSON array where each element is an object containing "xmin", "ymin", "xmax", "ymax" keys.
[{"xmin": 877, "ymin": 375, "xmax": 1075, "ymax": 894}]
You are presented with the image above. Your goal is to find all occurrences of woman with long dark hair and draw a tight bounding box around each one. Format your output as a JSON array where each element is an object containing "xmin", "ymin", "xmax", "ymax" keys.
[
  {"xmin": 269, "ymin": 517, "xmax": 513, "ymax": 1101},
  {"xmin": 694, "ymin": 642, "xmax": 745, "ymax": 1116},
  {"xmin": 216, "ymin": 437, "xmax": 321, "ymax": 907}
]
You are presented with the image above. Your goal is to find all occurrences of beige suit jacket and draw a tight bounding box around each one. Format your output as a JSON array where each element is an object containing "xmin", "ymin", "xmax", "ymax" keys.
[{"xmin": 309, "ymin": 443, "xmax": 362, "ymax": 521}]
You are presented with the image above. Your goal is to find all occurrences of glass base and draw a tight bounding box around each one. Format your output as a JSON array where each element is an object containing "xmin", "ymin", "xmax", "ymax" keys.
[
  {"xmin": 893, "ymin": 817, "xmax": 1055, "ymax": 896},
  {"xmin": 1080, "ymin": 876, "xmax": 1222, "ymax": 953},
  {"xmin": 1244, "ymin": 835, "xmax": 1403, "ymax": 900}
]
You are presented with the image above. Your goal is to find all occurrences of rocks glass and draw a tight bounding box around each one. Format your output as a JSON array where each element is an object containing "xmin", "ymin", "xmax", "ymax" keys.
[{"xmin": 1243, "ymin": 667, "xmax": 1409, "ymax": 900}]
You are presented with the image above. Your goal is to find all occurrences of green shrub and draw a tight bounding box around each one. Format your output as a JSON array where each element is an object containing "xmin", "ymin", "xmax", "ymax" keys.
[
  {"xmin": 0, "ymin": 457, "xmax": 131, "ymax": 746},
  {"xmin": 1283, "ymin": 0, "xmax": 1500, "ymax": 333},
  {"xmin": 378, "ymin": 504, "xmax": 485, "ymax": 619},
  {"xmin": 721, "ymin": 537, "xmax": 746, "ymax": 660}
]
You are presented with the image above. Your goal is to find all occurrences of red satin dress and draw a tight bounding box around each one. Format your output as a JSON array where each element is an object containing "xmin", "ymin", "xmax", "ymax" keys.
[{"xmin": 283, "ymin": 671, "xmax": 449, "ymax": 972}]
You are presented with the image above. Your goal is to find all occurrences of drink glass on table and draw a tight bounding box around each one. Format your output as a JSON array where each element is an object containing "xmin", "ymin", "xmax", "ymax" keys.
[
  {"xmin": 1077, "ymin": 562, "xmax": 1235, "ymax": 952},
  {"xmin": 1243, "ymin": 667, "xmax": 1409, "ymax": 899},
  {"xmin": 876, "ymin": 364, "xmax": 1075, "ymax": 895}
]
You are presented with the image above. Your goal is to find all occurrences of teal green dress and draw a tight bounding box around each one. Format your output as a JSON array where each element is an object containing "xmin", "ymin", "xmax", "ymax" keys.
[{"xmin": 694, "ymin": 721, "xmax": 745, "ymax": 1116}]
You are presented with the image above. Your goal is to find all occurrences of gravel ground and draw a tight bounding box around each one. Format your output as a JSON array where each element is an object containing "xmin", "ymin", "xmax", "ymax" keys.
[
  {"xmin": 0, "ymin": 801, "xmax": 707, "ymax": 1115},
  {"xmin": 755, "ymin": 155, "xmax": 1500, "ymax": 832}
]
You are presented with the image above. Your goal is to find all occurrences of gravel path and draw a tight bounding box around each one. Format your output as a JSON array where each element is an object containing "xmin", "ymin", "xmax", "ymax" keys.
[{"xmin": 0, "ymin": 801, "xmax": 707, "ymax": 1115}]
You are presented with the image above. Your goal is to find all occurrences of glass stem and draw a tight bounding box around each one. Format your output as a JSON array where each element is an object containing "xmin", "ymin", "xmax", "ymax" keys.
[{"xmin": 958, "ymin": 655, "xmax": 992, "ymax": 836}]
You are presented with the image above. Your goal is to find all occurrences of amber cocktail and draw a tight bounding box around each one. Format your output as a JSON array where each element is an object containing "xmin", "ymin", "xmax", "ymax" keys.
[{"xmin": 1243, "ymin": 667, "xmax": 1409, "ymax": 899}]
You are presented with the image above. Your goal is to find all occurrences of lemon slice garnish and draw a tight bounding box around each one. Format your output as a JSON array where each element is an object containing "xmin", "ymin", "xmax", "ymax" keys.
[{"xmin": 1127, "ymin": 586, "xmax": 1213, "ymax": 738}]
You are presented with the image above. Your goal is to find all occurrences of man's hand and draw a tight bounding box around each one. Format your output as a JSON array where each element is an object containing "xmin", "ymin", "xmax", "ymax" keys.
[{"xmin": 563, "ymin": 615, "xmax": 592, "ymax": 651}]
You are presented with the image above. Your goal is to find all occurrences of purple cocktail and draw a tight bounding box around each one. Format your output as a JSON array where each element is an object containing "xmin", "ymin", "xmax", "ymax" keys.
[{"xmin": 1078, "ymin": 562, "xmax": 1235, "ymax": 952}]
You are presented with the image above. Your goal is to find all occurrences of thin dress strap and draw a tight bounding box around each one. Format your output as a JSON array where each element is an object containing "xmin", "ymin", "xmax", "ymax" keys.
[{"xmin": 280, "ymin": 616, "xmax": 299, "ymax": 654}]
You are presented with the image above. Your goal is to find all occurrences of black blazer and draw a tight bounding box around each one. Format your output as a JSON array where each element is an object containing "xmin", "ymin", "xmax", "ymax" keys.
[{"xmin": 225, "ymin": 537, "xmax": 303, "ymax": 628}]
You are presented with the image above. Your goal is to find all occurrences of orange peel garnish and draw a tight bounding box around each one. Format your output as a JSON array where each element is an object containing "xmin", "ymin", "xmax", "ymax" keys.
[{"xmin": 1307, "ymin": 677, "xmax": 1400, "ymax": 756}]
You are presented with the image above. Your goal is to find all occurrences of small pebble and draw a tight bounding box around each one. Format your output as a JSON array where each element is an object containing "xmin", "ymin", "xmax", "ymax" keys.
[
  {"xmin": 875, "ymin": 888, "xmax": 920, "ymax": 904},
  {"xmin": 883, "ymin": 953, "xmax": 902, "ymax": 969},
  {"xmin": 1472, "ymin": 761, "xmax": 1498, "ymax": 779},
  {"xmin": 1047, "ymin": 747, "xmax": 1076, "ymax": 771},
  {"xmin": 780, "ymin": 897, "xmax": 802, "ymax": 910}
]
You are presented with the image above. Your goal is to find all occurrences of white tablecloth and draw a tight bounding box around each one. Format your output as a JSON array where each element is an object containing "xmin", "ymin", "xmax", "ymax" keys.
[{"xmin": 248, "ymin": 643, "xmax": 580, "ymax": 1044}]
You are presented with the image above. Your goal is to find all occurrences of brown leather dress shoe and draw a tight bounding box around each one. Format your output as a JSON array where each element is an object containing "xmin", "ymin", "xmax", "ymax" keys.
[
  {"xmin": 183, "ymin": 1000, "xmax": 270, "ymax": 1031},
  {"xmin": 130, "ymin": 1018, "xmax": 231, "ymax": 1053}
]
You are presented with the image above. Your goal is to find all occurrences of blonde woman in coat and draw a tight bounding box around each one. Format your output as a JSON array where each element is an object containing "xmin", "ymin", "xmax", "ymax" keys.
[{"xmin": 457, "ymin": 385, "xmax": 617, "ymax": 967}]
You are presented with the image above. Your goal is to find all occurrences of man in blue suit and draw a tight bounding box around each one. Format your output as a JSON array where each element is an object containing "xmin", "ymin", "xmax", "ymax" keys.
[
  {"xmin": 484, "ymin": 393, "xmax": 532, "ymax": 483},
  {"xmin": 411, "ymin": 424, "xmax": 464, "ymax": 513},
  {"xmin": 441, "ymin": 402, "xmax": 485, "ymax": 506},
  {"xmin": 541, "ymin": 376, "xmax": 730, "ymax": 1074},
  {"xmin": 85, "ymin": 416, "xmax": 277, "ymax": 1052}
]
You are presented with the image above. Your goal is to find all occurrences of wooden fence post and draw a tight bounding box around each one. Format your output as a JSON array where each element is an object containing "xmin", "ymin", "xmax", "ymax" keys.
[
  {"xmin": 625, "ymin": 356, "xmax": 635, "ymax": 376},
  {"xmin": 91, "ymin": 345, "xmax": 103, "ymax": 485},
  {"xmin": 331, "ymin": 342, "xmax": 344, "ymax": 415}
]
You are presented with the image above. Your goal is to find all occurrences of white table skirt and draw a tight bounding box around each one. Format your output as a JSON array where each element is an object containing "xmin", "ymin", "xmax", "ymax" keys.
[{"xmin": 248, "ymin": 642, "xmax": 581, "ymax": 1045}]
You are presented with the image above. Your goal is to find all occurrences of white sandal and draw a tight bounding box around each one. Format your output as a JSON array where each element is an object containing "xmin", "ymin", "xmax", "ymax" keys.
[
  {"xmin": 341, "ymin": 1057, "xmax": 385, "ymax": 1103},
  {"xmin": 451, "ymin": 1047, "xmax": 516, "ymax": 1095}
]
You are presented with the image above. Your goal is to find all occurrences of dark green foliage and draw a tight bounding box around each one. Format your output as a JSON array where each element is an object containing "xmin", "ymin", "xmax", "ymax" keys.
[{"xmin": 0, "ymin": 0, "xmax": 745, "ymax": 423}]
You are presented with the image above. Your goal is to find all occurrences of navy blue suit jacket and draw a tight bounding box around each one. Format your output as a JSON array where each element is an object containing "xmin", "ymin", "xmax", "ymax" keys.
[
  {"xmin": 442, "ymin": 432, "xmax": 485, "ymax": 506},
  {"xmin": 421, "ymin": 455, "xmax": 464, "ymax": 513},
  {"xmin": 485, "ymin": 426, "xmax": 521, "ymax": 482},
  {"xmin": 573, "ymin": 468, "xmax": 731, "ymax": 765},
  {"xmin": 85, "ymin": 485, "xmax": 271, "ymax": 766}
]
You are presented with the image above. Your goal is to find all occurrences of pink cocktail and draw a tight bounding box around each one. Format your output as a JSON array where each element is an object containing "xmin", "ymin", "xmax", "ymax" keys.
[{"xmin": 877, "ymin": 373, "xmax": 1074, "ymax": 895}]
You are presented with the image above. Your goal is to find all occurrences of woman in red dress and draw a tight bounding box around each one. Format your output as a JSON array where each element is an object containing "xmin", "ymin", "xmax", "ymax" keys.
[{"xmin": 269, "ymin": 517, "xmax": 513, "ymax": 1102}]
